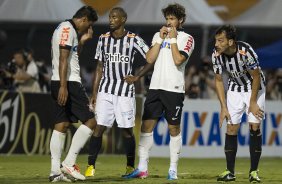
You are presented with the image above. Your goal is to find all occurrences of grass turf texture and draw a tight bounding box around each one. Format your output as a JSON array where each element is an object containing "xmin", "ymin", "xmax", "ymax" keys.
[{"xmin": 0, "ymin": 155, "xmax": 281, "ymax": 184}]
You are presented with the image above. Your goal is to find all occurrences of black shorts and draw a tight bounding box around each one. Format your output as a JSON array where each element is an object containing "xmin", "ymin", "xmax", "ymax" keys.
[
  {"xmin": 51, "ymin": 81, "xmax": 94, "ymax": 124},
  {"xmin": 142, "ymin": 89, "xmax": 184, "ymax": 125}
]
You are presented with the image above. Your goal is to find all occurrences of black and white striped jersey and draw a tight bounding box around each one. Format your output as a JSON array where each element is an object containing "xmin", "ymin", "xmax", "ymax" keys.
[
  {"xmin": 95, "ymin": 31, "xmax": 149, "ymax": 97},
  {"xmin": 212, "ymin": 41, "xmax": 265, "ymax": 92}
]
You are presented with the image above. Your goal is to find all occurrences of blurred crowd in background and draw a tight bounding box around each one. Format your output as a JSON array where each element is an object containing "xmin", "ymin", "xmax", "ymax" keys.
[
  {"xmin": 0, "ymin": 0, "xmax": 281, "ymax": 100},
  {"xmin": 1, "ymin": 48, "xmax": 281, "ymax": 100}
]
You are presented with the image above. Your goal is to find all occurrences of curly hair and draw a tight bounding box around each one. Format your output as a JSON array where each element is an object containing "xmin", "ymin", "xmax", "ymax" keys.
[{"xmin": 162, "ymin": 3, "xmax": 186, "ymax": 24}]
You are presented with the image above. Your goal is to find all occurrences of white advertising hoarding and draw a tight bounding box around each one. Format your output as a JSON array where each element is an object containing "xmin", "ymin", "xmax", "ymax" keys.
[{"xmin": 150, "ymin": 99, "xmax": 282, "ymax": 158}]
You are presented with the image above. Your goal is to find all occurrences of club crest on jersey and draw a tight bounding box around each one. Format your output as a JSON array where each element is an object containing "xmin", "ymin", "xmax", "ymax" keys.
[
  {"xmin": 137, "ymin": 39, "xmax": 145, "ymax": 48},
  {"xmin": 104, "ymin": 53, "xmax": 130, "ymax": 63}
]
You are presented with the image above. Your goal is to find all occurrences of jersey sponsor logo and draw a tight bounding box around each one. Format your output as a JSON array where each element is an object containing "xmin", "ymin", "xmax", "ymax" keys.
[
  {"xmin": 230, "ymin": 70, "xmax": 247, "ymax": 78},
  {"xmin": 104, "ymin": 53, "xmax": 130, "ymax": 63},
  {"xmin": 72, "ymin": 45, "xmax": 78, "ymax": 52},
  {"xmin": 60, "ymin": 27, "xmax": 70, "ymax": 46},
  {"xmin": 184, "ymin": 36, "xmax": 193, "ymax": 52},
  {"xmin": 161, "ymin": 41, "xmax": 171, "ymax": 49}
]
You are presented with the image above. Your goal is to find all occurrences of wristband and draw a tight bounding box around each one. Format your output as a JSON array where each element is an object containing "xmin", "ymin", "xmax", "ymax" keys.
[
  {"xmin": 156, "ymin": 37, "xmax": 164, "ymax": 44},
  {"xmin": 170, "ymin": 38, "xmax": 177, "ymax": 44}
]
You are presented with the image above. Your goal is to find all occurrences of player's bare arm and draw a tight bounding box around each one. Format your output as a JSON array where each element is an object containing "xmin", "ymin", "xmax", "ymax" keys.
[
  {"xmin": 146, "ymin": 26, "xmax": 168, "ymax": 63},
  {"xmin": 169, "ymin": 27, "xmax": 186, "ymax": 66},
  {"xmin": 58, "ymin": 48, "xmax": 70, "ymax": 106},
  {"xmin": 91, "ymin": 60, "xmax": 103, "ymax": 108},
  {"xmin": 215, "ymin": 73, "xmax": 231, "ymax": 127},
  {"xmin": 248, "ymin": 68, "xmax": 264, "ymax": 119},
  {"xmin": 124, "ymin": 63, "xmax": 154, "ymax": 84},
  {"xmin": 78, "ymin": 27, "xmax": 93, "ymax": 55}
]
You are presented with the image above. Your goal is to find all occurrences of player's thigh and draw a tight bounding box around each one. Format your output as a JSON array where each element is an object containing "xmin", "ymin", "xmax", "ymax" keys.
[
  {"xmin": 245, "ymin": 89, "xmax": 265, "ymax": 123},
  {"xmin": 142, "ymin": 89, "xmax": 163, "ymax": 120},
  {"xmin": 68, "ymin": 82, "xmax": 94, "ymax": 123},
  {"xmin": 51, "ymin": 81, "xmax": 76, "ymax": 124},
  {"xmin": 95, "ymin": 92, "xmax": 115, "ymax": 127},
  {"xmin": 114, "ymin": 95, "xmax": 135, "ymax": 128},
  {"xmin": 161, "ymin": 91, "xmax": 184, "ymax": 125},
  {"xmin": 227, "ymin": 90, "xmax": 245, "ymax": 124}
]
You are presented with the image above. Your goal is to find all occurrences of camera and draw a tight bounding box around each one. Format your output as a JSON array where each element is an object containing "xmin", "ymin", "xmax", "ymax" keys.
[{"xmin": 0, "ymin": 60, "xmax": 17, "ymax": 89}]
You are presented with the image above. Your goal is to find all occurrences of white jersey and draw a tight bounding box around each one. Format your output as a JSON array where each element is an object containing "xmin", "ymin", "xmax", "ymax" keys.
[
  {"xmin": 149, "ymin": 29, "xmax": 194, "ymax": 93},
  {"xmin": 51, "ymin": 20, "xmax": 81, "ymax": 83}
]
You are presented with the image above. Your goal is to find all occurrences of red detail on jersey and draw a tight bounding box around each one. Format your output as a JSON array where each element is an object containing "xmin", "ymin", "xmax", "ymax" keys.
[
  {"xmin": 184, "ymin": 36, "xmax": 193, "ymax": 52},
  {"xmin": 60, "ymin": 27, "xmax": 70, "ymax": 46}
]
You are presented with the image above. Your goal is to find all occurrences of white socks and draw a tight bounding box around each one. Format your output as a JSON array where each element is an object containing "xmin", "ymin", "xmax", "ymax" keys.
[
  {"xmin": 63, "ymin": 124, "xmax": 93, "ymax": 167},
  {"xmin": 50, "ymin": 130, "xmax": 66, "ymax": 175},
  {"xmin": 138, "ymin": 132, "xmax": 153, "ymax": 171},
  {"xmin": 169, "ymin": 133, "xmax": 182, "ymax": 172}
]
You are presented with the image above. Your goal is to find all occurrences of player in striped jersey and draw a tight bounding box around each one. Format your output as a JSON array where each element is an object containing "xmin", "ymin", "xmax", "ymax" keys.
[
  {"xmin": 212, "ymin": 25, "xmax": 265, "ymax": 183},
  {"xmin": 85, "ymin": 7, "xmax": 153, "ymax": 178}
]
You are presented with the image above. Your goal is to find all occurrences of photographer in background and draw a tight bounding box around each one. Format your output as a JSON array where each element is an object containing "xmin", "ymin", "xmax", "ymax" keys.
[
  {"xmin": 3, "ymin": 48, "xmax": 41, "ymax": 93},
  {"xmin": 0, "ymin": 59, "xmax": 17, "ymax": 90}
]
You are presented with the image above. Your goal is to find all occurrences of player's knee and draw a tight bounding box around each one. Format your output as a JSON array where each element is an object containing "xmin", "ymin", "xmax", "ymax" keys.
[
  {"xmin": 93, "ymin": 125, "xmax": 106, "ymax": 137},
  {"xmin": 249, "ymin": 123, "xmax": 260, "ymax": 131},
  {"xmin": 249, "ymin": 124, "xmax": 261, "ymax": 139},
  {"xmin": 141, "ymin": 120, "xmax": 155, "ymax": 133},
  {"xmin": 122, "ymin": 128, "xmax": 133, "ymax": 138},
  {"xmin": 168, "ymin": 126, "xmax": 180, "ymax": 136},
  {"xmin": 54, "ymin": 122, "xmax": 70, "ymax": 133},
  {"xmin": 84, "ymin": 118, "xmax": 97, "ymax": 130},
  {"xmin": 226, "ymin": 124, "xmax": 239, "ymax": 135}
]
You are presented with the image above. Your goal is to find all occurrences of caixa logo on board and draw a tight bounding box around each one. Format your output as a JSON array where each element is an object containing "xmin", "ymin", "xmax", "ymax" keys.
[
  {"xmin": 104, "ymin": 53, "xmax": 130, "ymax": 63},
  {"xmin": 153, "ymin": 111, "xmax": 282, "ymax": 147}
]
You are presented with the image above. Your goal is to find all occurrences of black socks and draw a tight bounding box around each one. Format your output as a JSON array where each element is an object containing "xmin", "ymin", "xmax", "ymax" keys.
[
  {"xmin": 88, "ymin": 136, "xmax": 102, "ymax": 167},
  {"xmin": 249, "ymin": 129, "xmax": 262, "ymax": 172},
  {"xmin": 123, "ymin": 136, "xmax": 136, "ymax": 168},
  {"xmin": 225, "ymin": 134, "xmax": 238, "ymax": 174}
]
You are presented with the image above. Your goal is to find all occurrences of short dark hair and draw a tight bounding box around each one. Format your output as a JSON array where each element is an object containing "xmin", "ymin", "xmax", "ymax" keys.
[
  {"xmin": 162, "ymin": 3, "xmax": 186, "ymax": 24},
  {"xmin": 215, "ymin": 25, "xmax": 237, "ymax": 40},
  {"xmin": 73, "ymin": 6, "xmax": 98, "ymax": 22},
  {"xmin": 111, "ymin": 7, "xmax": 127, "ymax": 21}
]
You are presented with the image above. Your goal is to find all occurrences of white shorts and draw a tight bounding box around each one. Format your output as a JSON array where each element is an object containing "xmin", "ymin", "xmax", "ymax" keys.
[
  {"xmin": 227, "ymin": 89, "xmax": 265, "ymax": 124},
  {"xmin": 95, "ymin": 92, "xmax": 136, "ymax": 128}
]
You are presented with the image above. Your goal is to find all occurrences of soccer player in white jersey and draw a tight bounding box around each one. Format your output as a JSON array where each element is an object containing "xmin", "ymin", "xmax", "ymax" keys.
[
  {"xmin": 212, "ymin": 25, "xmax": 265, "ymax": 183},
  {"xmin": 49, "ymin": 6, "xmax": 98, "ymax": 182},
  {"xmin": 125, "ymin": 3, "xmax": 194, "ymax": 180},
  {"xmin": 84, "ymin": 7, "xmax": 153, "ymax": 178}
]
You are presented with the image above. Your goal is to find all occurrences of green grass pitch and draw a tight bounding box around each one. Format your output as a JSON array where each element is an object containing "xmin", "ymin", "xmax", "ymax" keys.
[{"xmin": 0, "ymin": 155, "xmax": 281, "ymax": 184}]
